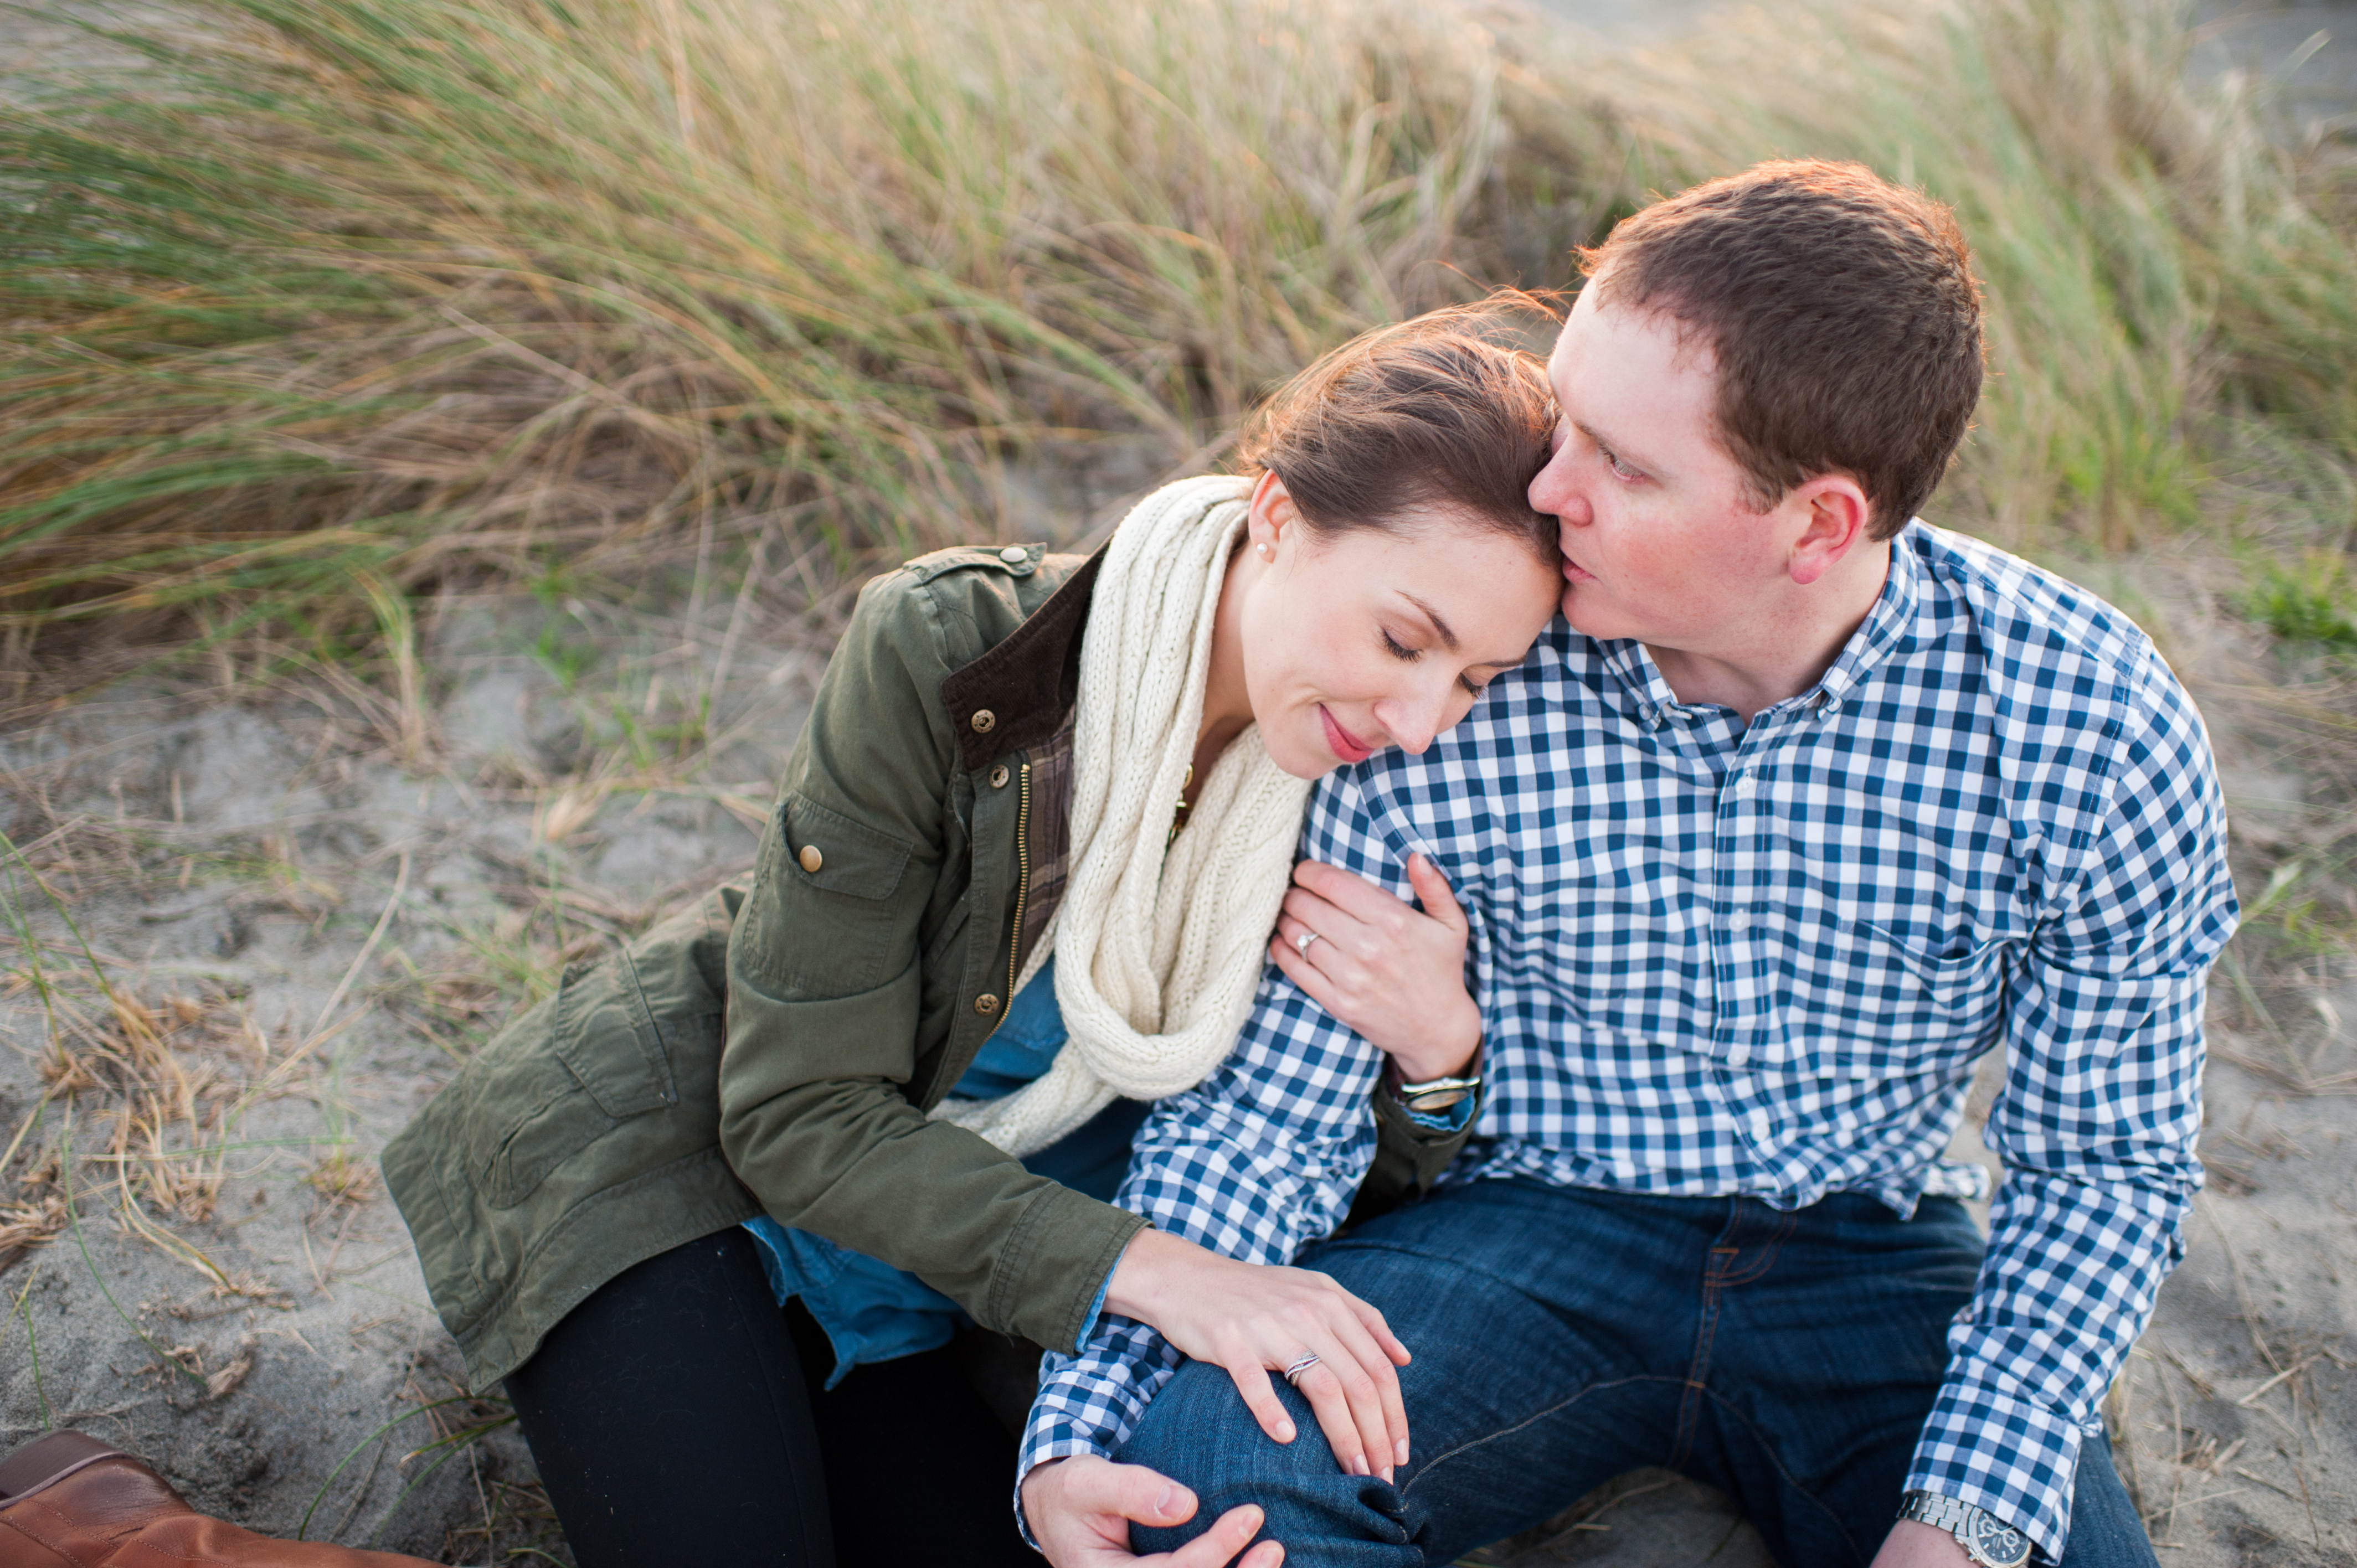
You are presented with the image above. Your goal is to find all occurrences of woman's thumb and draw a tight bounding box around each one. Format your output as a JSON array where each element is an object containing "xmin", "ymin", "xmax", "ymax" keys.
[{"xmin": 1407, "ymin": 852, "xmax": 1465, "ymax": 926}]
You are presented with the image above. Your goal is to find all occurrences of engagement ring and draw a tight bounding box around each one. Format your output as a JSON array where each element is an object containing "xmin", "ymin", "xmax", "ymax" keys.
[
  {"xmin": 1296, "ymin": 930, "xmax": 1321, "ymax": 956},
  {"xmin": 1282, "ymin": 1353, "xmax": 1321, "ymax": 1386}
]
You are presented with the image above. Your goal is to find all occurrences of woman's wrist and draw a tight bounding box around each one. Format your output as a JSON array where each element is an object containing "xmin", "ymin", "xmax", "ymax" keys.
[
  {"xmin": 1386, "ymin": 999, "xmax": 1483, "ymax": 1085},
  {"xmin": 1104, "ymin": 1225, "xmax": 1193, "ymax": 1325}
]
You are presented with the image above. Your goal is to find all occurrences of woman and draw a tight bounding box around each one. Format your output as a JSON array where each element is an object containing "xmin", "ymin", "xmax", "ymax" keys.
[{"xmin": 380, "ymin": 303, "xmax": 1565, "ymax": 1567}]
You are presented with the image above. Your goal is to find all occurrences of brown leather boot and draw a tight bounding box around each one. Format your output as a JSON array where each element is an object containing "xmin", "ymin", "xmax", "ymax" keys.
[{"xmin": 0, "ymin": 1431, "xmax": 439, "ymax": 1567}]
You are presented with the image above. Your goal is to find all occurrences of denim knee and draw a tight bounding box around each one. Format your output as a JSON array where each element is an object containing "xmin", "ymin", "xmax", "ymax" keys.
[{"xmin": 1119, "ymin": 1359, "xmax": 1418, "ymax": 1568}]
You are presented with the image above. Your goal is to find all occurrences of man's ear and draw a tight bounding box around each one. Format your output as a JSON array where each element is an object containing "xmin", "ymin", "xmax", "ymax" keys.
[{"xmin": 1786, "ymin": 474, "xmax": 1873, "ymax": 587}]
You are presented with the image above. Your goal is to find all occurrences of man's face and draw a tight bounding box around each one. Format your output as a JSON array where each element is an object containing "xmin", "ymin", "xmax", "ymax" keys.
[{"xmin": 1526, "ymin": 277, "xmax": 1788, "ymax": 653}]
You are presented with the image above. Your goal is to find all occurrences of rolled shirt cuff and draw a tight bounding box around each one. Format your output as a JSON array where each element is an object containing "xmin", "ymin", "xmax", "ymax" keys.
[{"xmin": 1906, "ymin": 1375, "xmax": 2086, "ymax": 1562}]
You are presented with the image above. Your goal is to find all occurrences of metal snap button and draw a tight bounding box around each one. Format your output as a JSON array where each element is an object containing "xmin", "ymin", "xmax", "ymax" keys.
[
  {"xmin": 989, "ymin": 765, "xmax": 1010, "ymax": 788},
  {"xmin": 971, "ymin": 709, "xmax": 996, "ymax": 734},
  {"xmin": 975, "ymin": 993, "xmax": 1001, "ymax": 1017},
  {"xmin": 798, "ymin": 845, "xmax": 824, "ymax": 874},
  {"xmin": 999, "ymin": 546, "xmax": 1030, "ymax": 565}
]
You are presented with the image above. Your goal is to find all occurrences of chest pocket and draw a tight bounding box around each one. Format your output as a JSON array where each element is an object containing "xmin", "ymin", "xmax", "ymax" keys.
[
  {"xmin": 1809, "ymin": 920, "xmax": 2012, "ymax": 1072},
  {"xmin": 738, "ymin": 793, "xmax": 916, "ymax": 998}
]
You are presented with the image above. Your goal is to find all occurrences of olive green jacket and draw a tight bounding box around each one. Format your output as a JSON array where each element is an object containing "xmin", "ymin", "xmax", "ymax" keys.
[{"xmin": 383, "ymin": 545, "xmax": 1474, "ymax": 1392}]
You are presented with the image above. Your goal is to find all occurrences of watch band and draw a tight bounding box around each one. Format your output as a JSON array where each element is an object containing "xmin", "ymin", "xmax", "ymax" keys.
[
  {"xmin": 1395, "ymin": 1073, "xmax": 1479, "ymax": 1112},
  {"xmin": 1896, "ymin": 1490, "xmax": 2031, "ymax": 1567}
]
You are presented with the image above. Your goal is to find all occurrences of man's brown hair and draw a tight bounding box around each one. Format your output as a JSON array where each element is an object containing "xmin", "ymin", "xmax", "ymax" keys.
[
  {"xmin": 1237, "ymin": 299, "xmax": 1561, "ymax": 567},
  {"xmin": 1582, "ymin": 159, "xmax": 1984, "ymax": 539}
]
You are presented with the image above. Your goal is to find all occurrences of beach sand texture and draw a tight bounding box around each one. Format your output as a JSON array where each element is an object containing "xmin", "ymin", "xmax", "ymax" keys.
[{"xmin": 3, "ymin": 543, "xmax": 2352, "ymax": 1567}]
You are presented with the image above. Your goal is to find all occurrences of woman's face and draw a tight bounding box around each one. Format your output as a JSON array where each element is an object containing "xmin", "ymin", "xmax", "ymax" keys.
[{"xmin": 1236, "ymin": 472, "xmax": 1563, "ymax": 780}]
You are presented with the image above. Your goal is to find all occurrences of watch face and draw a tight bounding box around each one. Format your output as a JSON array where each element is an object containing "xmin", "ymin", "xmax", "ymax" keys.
[{"xmin": 1967, "ymin": 1512, "xmax": 2029, "ymax": 1567}]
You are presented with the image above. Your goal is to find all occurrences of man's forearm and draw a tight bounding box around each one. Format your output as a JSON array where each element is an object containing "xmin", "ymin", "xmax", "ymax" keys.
[{"xmin": 1905, "ymin": 1168, "xmax": 2189, "ymax": 1561}]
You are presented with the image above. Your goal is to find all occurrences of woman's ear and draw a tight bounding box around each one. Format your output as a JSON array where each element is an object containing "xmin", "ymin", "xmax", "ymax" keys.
[{"xmin": 1247, "ymin": 471, "xmax": 1297, "ymax": 560}]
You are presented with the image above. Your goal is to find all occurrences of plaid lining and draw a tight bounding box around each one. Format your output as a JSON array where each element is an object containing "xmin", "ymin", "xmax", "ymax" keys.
[{"xmin": 1018, "ymin": 710, "xmax": 1077, "ymax": 964}]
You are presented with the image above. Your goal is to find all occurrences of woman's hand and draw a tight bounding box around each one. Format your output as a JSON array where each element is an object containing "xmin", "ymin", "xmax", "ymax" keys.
[
  {"xmin": 1105, "ymin": 1229, "xmax": 1411, "ymax": 1481},
  {"xmin": 1022, "ymin": 1457, "xmax": 1283, "ymax": 1568},
  {"xmin": 1269, "ymin": 853, "xmax": 1480, "ymax": 1084}
]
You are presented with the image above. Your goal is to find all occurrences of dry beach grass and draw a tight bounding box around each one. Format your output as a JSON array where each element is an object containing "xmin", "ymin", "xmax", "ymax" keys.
[
  {"xmin": 3, "ymin": 0, "xmax": 2354, "ymax": 693},
  {"xmin": 3, "ymin": 0, "xmax": 2356, "ymax": 1562}
]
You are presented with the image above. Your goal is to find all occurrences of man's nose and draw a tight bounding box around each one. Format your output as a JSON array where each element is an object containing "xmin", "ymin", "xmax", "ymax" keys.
[{"xmin": 1528, "ymin": 446, "xmax": 1587, "ymax": 526}]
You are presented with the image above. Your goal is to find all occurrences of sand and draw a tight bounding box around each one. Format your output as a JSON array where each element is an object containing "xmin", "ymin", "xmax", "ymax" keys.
[{"xmin": 3, "ymin": 538, "xmax": 2353, "ymax": 1567}]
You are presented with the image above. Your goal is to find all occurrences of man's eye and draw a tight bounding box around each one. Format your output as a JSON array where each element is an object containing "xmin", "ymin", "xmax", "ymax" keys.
[
  {"xmin": 1459, "ymin": 674, "xmax": 1490, "ymax": 698},
  {"xmin": 1602, "ymin": 448, "xmax": 1641, "ymax": 481},
  {"xmin": 1382, "ymin": 630, "xmax": 1419, "ymax": 662}
]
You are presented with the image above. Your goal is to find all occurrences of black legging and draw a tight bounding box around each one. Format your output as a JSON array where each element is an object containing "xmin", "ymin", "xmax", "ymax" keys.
[{"xmin": 504, "ymin": 1227, "xmax": 1041, "ymax": 1567}]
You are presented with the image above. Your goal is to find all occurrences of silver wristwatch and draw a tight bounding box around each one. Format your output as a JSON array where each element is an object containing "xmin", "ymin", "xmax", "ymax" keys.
[
  {"xmin": 1386, "ymin": 1056, "xmax": 1480, "ymax": 1117},
  {"xmin": 1396, "ymin": 1072, "xmax": 1479, "ymax": 1113},
  {"xmin": 1897, "ymin": 1491, "xmax": 2031, "ymax": 1567}
]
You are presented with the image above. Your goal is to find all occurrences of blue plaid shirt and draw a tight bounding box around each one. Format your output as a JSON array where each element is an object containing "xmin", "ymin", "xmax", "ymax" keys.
[{"xmin": 1022, "ymin": 523, "xmax": 2237, "ymax": 1562}]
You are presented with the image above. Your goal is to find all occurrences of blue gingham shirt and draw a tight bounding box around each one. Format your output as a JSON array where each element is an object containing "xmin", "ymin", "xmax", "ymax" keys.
[{"xmin": 1022, "ymin": 523, "xmax": 2237, "ymax": 1562}]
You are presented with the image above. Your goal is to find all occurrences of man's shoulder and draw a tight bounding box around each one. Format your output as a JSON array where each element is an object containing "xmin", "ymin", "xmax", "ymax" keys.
[{"xmin": 1902, "ymin": 521, "xmax": 2187, "ymax": 726}]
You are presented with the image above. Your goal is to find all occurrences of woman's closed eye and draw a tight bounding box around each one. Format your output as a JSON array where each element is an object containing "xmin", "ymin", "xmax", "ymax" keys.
[{"xmin": 1386, "ymin": 628, "xmax": 1492, "ymax": 698}]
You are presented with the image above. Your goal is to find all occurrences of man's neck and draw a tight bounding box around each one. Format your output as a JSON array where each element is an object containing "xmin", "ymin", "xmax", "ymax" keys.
[{"xmin": 1645, "ymin": 538, "xmax": 1892, "ymax": 725}]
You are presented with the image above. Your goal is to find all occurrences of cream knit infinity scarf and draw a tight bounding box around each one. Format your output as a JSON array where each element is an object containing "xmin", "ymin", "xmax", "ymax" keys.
[{"xmin": 933, "ymin": 474, "xmax": 1313, "ymax": 1158}]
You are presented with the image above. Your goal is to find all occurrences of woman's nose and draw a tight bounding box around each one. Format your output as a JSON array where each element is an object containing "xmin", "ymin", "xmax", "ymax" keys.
[{"xmin": 1375, "ymin": 685, "xmax": 1452, "ymax": 756}]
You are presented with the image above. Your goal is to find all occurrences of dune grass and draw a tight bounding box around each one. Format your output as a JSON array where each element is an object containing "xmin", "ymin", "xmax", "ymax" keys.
[
  {"xmin": 1609, "ymin": 0, "xmax": 2357, "ymax": 554},
  {"xmin": 1, "ymin": 0, "xmax": 2352, "ymax": 700}
]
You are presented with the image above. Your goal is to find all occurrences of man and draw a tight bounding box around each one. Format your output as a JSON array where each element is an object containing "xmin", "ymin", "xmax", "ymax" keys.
[{"xmin": 1021, "ymin": 160, "xmax": 2236, "ymax": 1568}]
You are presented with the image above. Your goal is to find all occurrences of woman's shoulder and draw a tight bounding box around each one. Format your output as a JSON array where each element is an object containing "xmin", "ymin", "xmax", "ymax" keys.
[{"xmin": 848, "ymin": 543, "xmax": 1093, "ymax": 677}]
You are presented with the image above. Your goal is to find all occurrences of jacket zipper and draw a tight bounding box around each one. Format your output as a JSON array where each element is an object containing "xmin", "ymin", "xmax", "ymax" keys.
[{"xmin": 999, "ymin": 759, "xmax": 1033, "ymax": 1033}]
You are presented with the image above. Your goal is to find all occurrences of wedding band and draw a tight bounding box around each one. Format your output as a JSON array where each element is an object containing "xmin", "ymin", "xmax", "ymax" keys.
[
  {"xmin": 1282, "ymin": 1353, "xmax": 1321, "ymax": 1386},
  {"xmin": 1296, "ymin": 930, "xmax": 1321, "ymax": 956}
]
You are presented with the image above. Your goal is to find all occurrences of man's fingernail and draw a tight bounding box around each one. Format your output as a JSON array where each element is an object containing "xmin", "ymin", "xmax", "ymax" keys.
[
  {"xmin": 1396, "ymin": 1439, "xmax": 1410, "ymax": 1466},
  {"xmin": 1353, "ymin": 1454, "xmax": 1370, "ymax": 1477},
  {"xmin": 1156, "ymin": 1482, "xmax": 1179, "ymax": 1518},
  {"xmin": 1275, "ymin": 1420, "xmax": 1295, "ymax": 1442}
]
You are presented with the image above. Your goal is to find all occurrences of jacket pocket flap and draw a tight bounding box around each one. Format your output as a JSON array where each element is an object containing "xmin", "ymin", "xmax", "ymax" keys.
[
  {"xmin": 783, "ymin": 796, "xmax": 914, "ymax": 900},
  {"xmin": 553, "ymin": 951, "xmax": 678, "ymax": 1118}
]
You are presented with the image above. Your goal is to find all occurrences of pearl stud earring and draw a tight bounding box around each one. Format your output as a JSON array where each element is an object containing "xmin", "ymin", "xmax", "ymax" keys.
[{"xmin": 1257, "ymin": 541, "xmax": 1272, "ymax": 558}]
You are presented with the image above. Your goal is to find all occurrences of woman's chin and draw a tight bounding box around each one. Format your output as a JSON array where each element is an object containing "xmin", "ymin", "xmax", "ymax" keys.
[{"xmin": 1264, "ymin": 730, "xmax": 1343, "ymax": 781}]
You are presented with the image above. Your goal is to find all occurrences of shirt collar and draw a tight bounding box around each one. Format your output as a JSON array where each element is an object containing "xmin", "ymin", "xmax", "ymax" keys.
[
  {"xmin": 1809, "ymin": 528, "xmax": 1920, "ymax": 714},
  {"xmin": 1597, "ymin": 530, "xmax": 1921, "ymax": 731}
]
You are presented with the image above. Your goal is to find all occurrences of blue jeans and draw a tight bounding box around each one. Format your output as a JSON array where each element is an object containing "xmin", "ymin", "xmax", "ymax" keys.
[{"xmin": 1121, "ymin": 1180, "xmax": 2155, "ymax": 1568}]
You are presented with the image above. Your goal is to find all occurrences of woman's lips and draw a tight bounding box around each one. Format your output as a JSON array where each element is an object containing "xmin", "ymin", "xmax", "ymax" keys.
[{"xmin": 1320, "ymin": 705, "xmax": 1376, "ymax": 764}]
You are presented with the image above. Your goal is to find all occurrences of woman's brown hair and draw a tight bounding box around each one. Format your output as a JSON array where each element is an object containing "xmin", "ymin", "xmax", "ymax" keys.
[{"xmin": 1234, "ymin": 299, "xmax": 1562, "ymax": 566}]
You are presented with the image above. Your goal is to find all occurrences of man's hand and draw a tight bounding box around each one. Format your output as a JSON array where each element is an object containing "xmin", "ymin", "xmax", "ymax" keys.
[
  {"xmin": 1107, "ymin": 1229, "xmax": 1412, "ymax": 1481},
  {"xmin": 1023, "ymin": 1456, "xmax": 1283, "ymax": 1568},
  {"xmin": 1270, "ymin": 854, "xmax": 1481, "ymax": 1084},
  {"xmin": 1869, "ymin": 1520, "xmax": 1974, "ymax": 1568}
]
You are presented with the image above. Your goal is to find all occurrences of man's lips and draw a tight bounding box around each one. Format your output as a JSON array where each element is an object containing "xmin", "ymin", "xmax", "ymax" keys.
[
  {"xmin": 1562, "ymin": 554, "xmax": 1598, "ymax": 584},
  {"xmin": 1319, "ymin": 705, "xmax": 1376, "ymax": 764}
]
